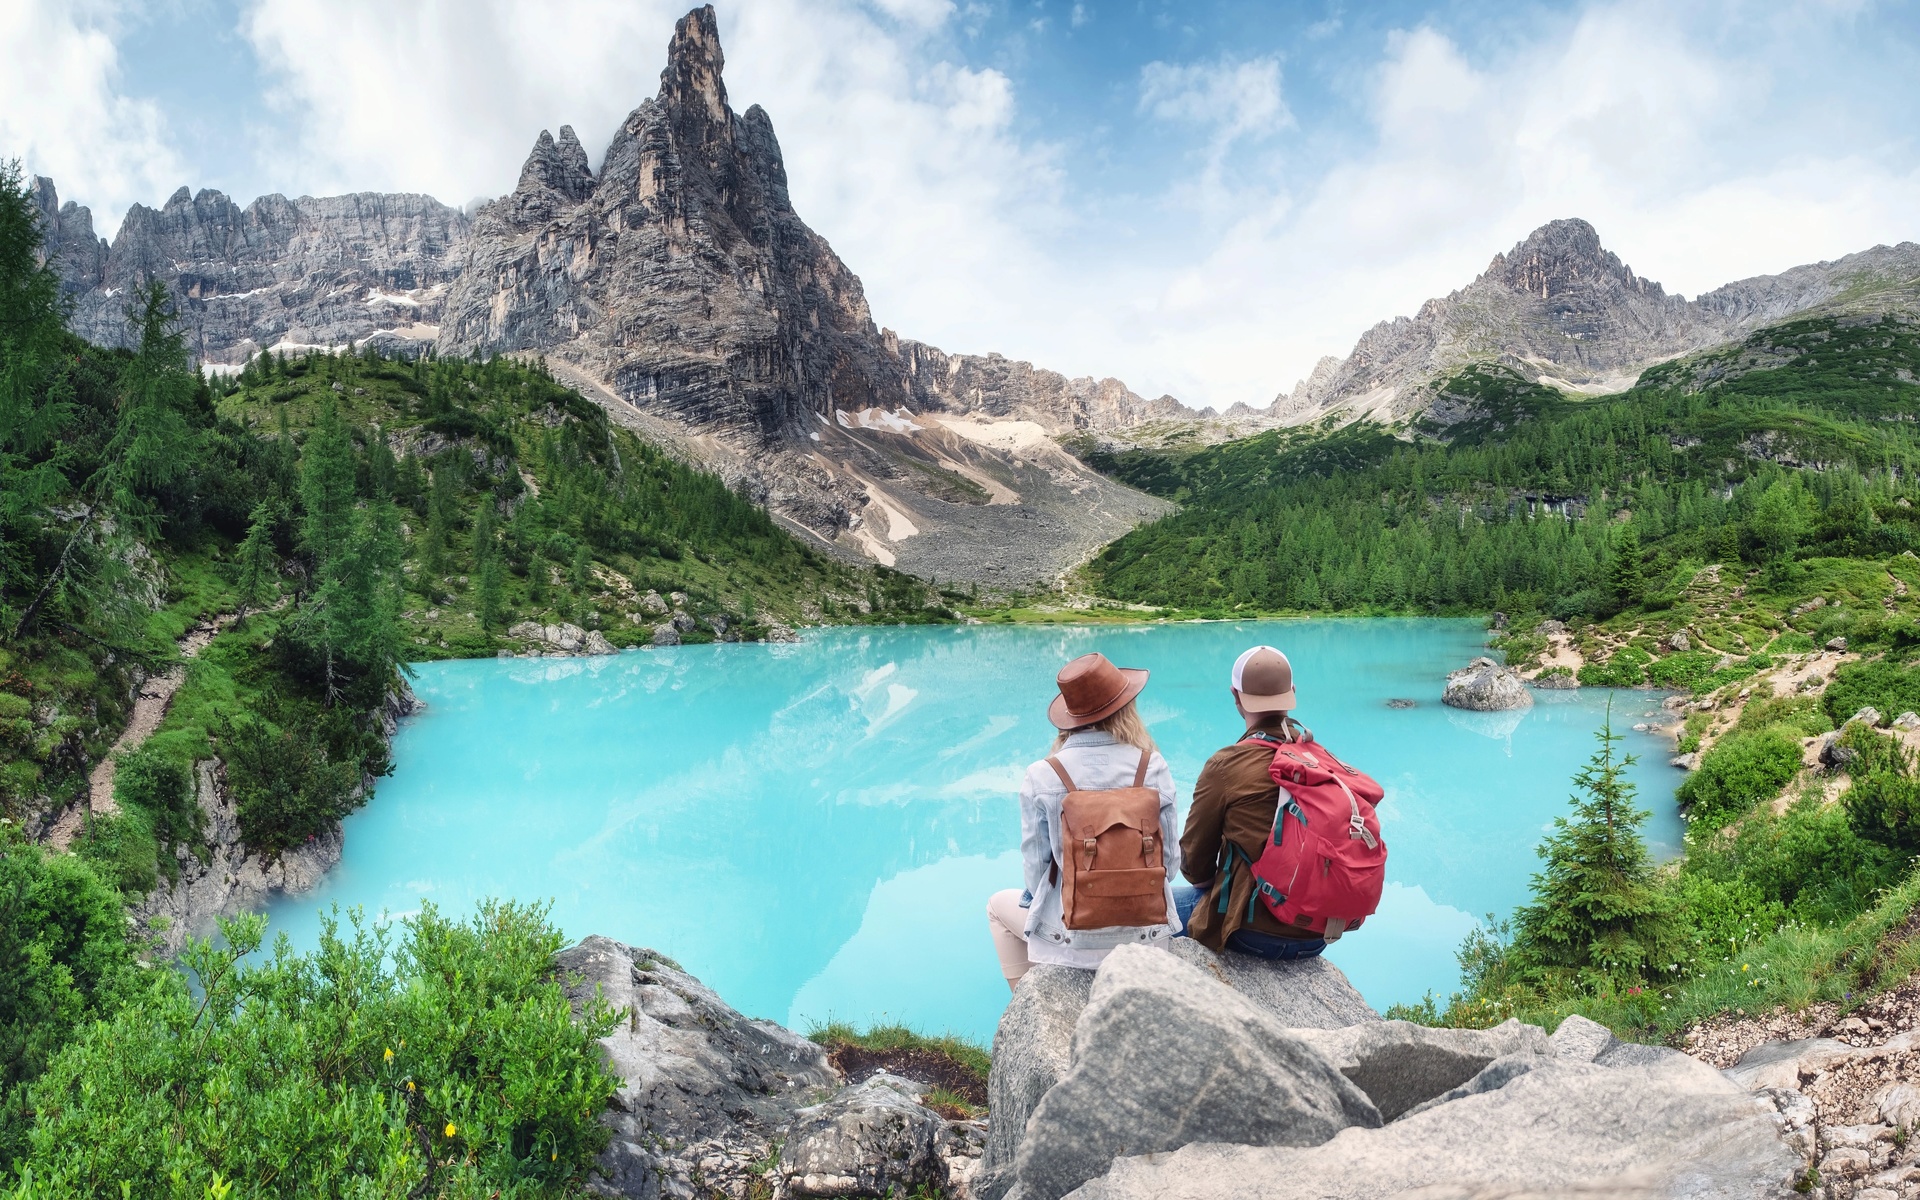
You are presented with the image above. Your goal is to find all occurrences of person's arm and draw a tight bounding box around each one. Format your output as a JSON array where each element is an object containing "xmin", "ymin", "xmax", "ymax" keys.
[
  {"xmin": 1180, "ymin": 752, "xmax": 1227, "ymax": 886},
  {"xmin": 1149, "ymin": 751, "xmax": 1181, "ymax": 879},
  {"xmin": 1019, "ymin": 762, "xmax": 1053, "ymax": 901}
]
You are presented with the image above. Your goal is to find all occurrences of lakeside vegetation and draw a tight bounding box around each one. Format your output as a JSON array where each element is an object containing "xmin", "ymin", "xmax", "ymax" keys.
[
  {"xmin": 0, "ymin": 158, "xmax": 954, "ymax": 1190},
  {"xmin": 1069, "ymin": 300, "xmax": 1920, "ymax": 1041}
]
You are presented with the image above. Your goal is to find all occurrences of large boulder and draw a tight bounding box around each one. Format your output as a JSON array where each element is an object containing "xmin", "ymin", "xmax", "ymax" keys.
[
  {"xmin": 977, "ymin": 946, "xmax": 1379, "ymax": 1200},
  {"xmin": 1164, "ymin": 940, "xmax": 1380, "ymax": 1029},
  {"xmin": 779, "ymin": 1073, "xmax": 946, "ymax": 1198},
  {"xmin": 977, "ymin": 967, "xmax": 1096, "ymax": 1200},
  {"xmin": 1443, "ymin": 657, "xmax": 1534, "ymax": 712},
  {"xmin": 1287, "ymin": 1018, "xmax": 1551, "ymax": 1121},
  {"xmin": 1068, "ymin": 1055, "xmax": 1802, "ymax": 1199},
  {"xmin": 1012, "ymin": 946, "xmax": 1380, "ymax": 1200},
  {"xmin": 555, "ymin": 936, "xmax": 838, "ymax": 1198}
]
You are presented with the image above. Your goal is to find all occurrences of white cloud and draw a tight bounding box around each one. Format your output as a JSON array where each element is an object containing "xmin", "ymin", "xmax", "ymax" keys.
[
  {"xmin": 0, "ymin": 0, "xmax": 185, "ymax": 237},
  {"xmin": 1076, "ymin": 0, "xmax": 1920, "ymax": 408},
  {"xmin": 1140, "ymin": 55, "xmax": 1289, "ymax": 147}
]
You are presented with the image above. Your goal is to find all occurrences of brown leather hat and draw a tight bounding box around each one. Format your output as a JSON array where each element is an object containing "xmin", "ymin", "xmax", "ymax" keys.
[{"xmin": 1048, "ymin": 652, "xmax": 1149, "ymax": 730}]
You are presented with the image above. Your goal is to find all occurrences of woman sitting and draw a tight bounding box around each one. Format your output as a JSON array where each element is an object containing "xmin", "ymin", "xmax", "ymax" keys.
[{"xmin": 986, "ymin": 652, "xmax": 1181, "ymax": 990}]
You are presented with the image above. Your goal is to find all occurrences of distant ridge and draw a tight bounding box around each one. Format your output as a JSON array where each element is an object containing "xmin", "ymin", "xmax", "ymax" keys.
[{"xmin": 1271, "ymin": 218, "xmax": 1920, "ymax": 429}]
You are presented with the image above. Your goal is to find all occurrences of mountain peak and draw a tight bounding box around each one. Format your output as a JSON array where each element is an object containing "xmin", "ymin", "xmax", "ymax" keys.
[
  {"xmin": 516, "ymin": 126, "xmax": 594, "ymax": 202},
  {"xmin": 659, "ymin": 5, "xmax": 729, "ymax": 136},
  {"xmin": 1482, "ymin": 218, "xmax": 1661, "ymax": 302}
]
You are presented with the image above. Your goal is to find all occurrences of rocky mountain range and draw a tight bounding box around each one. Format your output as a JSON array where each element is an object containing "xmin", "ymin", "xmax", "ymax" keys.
[
  {"xmin": 1270, "ymin": 217, "xmax": 1920, "ymax": 428},
  {"xmin": 30, "ymin": 6, "xmax": 1177, "ymax": 583},
  {"xmin": 27, "ymin": 3, "xmax": 1920, "ymax": 578}
]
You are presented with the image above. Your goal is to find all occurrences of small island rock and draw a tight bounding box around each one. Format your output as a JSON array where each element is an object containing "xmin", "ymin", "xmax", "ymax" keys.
[{"xmin": 1442, "ymin": 657, "xmax": 1533, "ymax": 712}]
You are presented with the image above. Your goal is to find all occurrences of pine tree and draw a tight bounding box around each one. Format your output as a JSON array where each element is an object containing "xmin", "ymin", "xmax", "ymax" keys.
[
  {"xmin": 299, "ymin": 395, "xmax": 356, "ymax": 574},
  {"xmin": 1607, "ymin": 528, "xmax": 1643, "ymax": 608},
  {"xmin": 1509, "ymin": 711, "xmax": 1672, "ymax": 982},
  {"xmin": 235, "ymin": 501, "xmax": 278, "ymax": 619},
  {"xmin": 477, "ymin": 554, "xmax": 506, "ymax": 631}
]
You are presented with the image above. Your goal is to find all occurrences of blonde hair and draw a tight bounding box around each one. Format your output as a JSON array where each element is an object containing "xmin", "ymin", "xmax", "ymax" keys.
[{"xmin": 1050, "ymin": 698, "xmax": 1157, "ymax": 755}]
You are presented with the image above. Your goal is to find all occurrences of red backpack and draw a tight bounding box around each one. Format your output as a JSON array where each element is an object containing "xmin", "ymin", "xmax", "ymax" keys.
[{"xmin": 1230, "ymin": 729, "xmax": 1387, "ymax": 938}]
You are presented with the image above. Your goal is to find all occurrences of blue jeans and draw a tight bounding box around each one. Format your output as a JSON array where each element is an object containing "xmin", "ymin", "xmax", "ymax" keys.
[{"xmin": 1170, "ymin": 882, "xmax": 1327, "ymax": 961}]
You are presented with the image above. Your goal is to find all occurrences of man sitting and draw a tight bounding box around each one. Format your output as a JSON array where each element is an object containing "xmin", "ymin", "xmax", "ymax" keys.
[{"xmin": 1174, "ymin": 645, "xmax": 1329, "ymax": 960}]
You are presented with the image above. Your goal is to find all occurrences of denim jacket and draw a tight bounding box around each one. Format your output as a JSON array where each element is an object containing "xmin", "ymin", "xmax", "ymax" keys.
[{"xmin": 1019, "ymin": 730, "xmax": 1182, "ymax": 953}]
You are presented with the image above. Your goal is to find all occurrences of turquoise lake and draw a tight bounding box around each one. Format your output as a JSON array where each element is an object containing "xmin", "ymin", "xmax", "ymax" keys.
[{"xmin": 263, "ymin": 620, "xmax": 1684, "ymax": 1044}]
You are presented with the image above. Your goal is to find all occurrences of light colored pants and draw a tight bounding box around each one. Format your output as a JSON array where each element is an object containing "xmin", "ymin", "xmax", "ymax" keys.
[{"xmin": 987, "ymin": 888, "xmax": 1032, "ymax": 984}]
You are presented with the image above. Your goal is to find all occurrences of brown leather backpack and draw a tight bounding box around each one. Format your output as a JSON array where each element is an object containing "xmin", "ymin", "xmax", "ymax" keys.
[{"xmin": 1048, "ymin": 750, "xmax": 1168, "ymax": 930}]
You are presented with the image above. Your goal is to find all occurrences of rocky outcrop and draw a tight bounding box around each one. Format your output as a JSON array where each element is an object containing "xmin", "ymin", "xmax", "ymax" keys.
[
  {"xmin": 976, "ymin": 941, "xmax": 1378, "ymax": 1200},
  {"xmin": 507, "ymin": 620, "xmax": 617, "ymax": 656},
  {"xmin": 971, "ymin": 945, "xmax": 1798, "ymax": 1200},
  {"xmin": 130, "ymin": 759, "xmax": 343, "ymax": 955},
  {"xmin": 30, "ymin": 177, "xmax": 466, "ymax": 362},
  {"xmin": 556, "ymin": 936, "xmax": 983, "ymax": 1199},
  {"xmin": 1442, "ymin": 657, "xmax": 1534, "ymax": 711},
  {"xmin": 1271, "ymin": 217, "xmax": 1920, "ymax": 430},
  {"xmin": 1013, "ymin": 947, "xmax": 1379, "ymax": 1200}
]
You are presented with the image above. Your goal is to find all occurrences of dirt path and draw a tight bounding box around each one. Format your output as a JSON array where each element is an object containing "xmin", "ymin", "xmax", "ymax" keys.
[{"xmin": 45, "ymin": 615, "xmax": 234, "ymax": 852}]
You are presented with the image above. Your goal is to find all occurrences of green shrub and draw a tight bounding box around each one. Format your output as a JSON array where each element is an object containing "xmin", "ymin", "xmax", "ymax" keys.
[
  {"xmin": 0, "ymin": 824, "xmax": 136, "ymax": 1171},
  {"xmin": 1735, "ymin": 695, "xmax": 1831, "ymax": 738},
  {"xmin": 1676, "ymin": 727, "xmax": 1804, "ymax": 829},
  {"xmin": 1579, "ymin": 646, "xmax": 1650, "ymax": 688},
  {"xmin": 1840, "ymin": 725, "xmax": 1920, "ymax": 851},
  {"xmin": 112, "ymin": 744, "xmax": 198, "ymax": 850},
  {"xmin": 1715, "ymin": 794, "xmax": 1902, "ymax": 925},
  {"xmin": 1826, "ymin": 659, "xmax": 1920, "ymax": 727},
  {"xmin": 69, "ymin": 810, "xmax": 158, "ymax": 896},
  {"xmin": 217, "ymin": 704, "xmax": 358, "ymax": 855},
  {"xmin": 17, "ymin": 901, "xmax": 618, "ymax": 1197},
  {"xmin": 1646, "ymin": 650, "xmax": 1718, "ymax": 691},
  {"xmin": 1672, "ymin": 872, "xmax": 1788, "ymax": 965},
  {"xmin": 1769, "ymin": 631, "xmax": 1817, "ymax": 654}
]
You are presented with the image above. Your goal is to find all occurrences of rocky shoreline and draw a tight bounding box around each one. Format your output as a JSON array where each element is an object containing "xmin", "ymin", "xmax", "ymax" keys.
[{"xmin": 550, "ymin": 935, "xmax": 1832, "ymax": 1199}]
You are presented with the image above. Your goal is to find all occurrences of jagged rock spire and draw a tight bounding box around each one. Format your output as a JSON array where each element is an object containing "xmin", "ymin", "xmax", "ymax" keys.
[
  {"xmin": 659, "ymin": 5, "xmax": 731, "ymax": 149},
  {"xmin": 1481, "ymin": 218, "xmax": 1661, "ymax": 301},
  {"xmin": 517, "ymin": 126, "xmax": 594, "ymax": 202}
]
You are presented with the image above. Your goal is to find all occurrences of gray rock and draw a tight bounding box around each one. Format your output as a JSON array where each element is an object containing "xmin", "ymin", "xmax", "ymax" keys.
[
  {"xmin": 670, "ymin": 611, "xmax": 697, "ymax": 634},
  {"xmin": 1829, "ymin": 635, "xmax": 1851, "ymax": 652},
  {"xmin": 1546, "ymin": 1013, "xmax": 1689, "ymax": 1072},
  {"xmin": 1548, "ymin": 1013, "xmax": 1618, "ymax": 1063},
  {"xmin": 1725, "ymin": 1037, "xmax": 1861, "ymax": 1091},
  {"xmin": 555, "ymin": 936, "xmax": 837, "ymax": 1199},
  {"xmin": 1535, "ymin": 619, "xmax": 1567, "ymax": 636},
  {"xmin": 650, "ymin": 623, "xmax": 680, "ymax": 647},
  {"xmin": 582, "ymin": 630, "xmax": 617, "ymax": 655},
  {"xmin": 978, "ymin": 943, "xmax": 1377, "ymax": 1200},
  {"xmin": 1164, "ymin": 939, "xmax": 1380, "ymax": 1030},
  {"xmin": 1400, "ymin": 1052, "xmax": 1556, "ymax": 1118},
  {"xmin": 1287, "ymin": 1018, "xmax": 1551, "ymax": 1121},
  {"xmin": 1667, "ymin": 630, "xmax": 1692, "ymax": 652},
  {"xmin": 1014, "ymin": 946, "xmax": 1379, "ymax": 1200},
  {"xmin": 1894, "ymin": 712, "xmax": 1920, "ymax": 732},
  {"xmin": 763, "ymin": 622, "xmax": 801, "ymax": 643},
  {"xmin": 639, "ymin": 590, "xmax": 669, "ymax": 616},
  {"xmin": 1533, "ymin": 669, "xmax": 1580, "ymax": 690},
  {"xmin": 779, "ymin": 1073, "xmax": 946, "ymax": 1198},
  {"xmin": 1068, "ymin": 1056, "xmax": 1801, "ymax": 1200},
  {"xmin": 669, "ymin": 591, "xmax": 690, "ymax": 609},
  {"xmin": 1442, "ymin": 657, "xmax": 1534, "ymax": 712},
  {"xmin": 1850, "ymin": 705, "xmax": 1885, "ymax": 728},
  {"xmin": 977, "ymin": 967, "xmax": 1096, "ymax": 1200}
]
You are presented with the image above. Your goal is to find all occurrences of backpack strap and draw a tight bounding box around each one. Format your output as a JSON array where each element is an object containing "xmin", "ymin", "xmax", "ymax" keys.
[
  {"xmin": 1045, "ymin": 756, "xmax": 1077, "ymax": 791},
  {"xmin": 1132, "ymin": 749, "xmax": 1149, "ymax": 787}
]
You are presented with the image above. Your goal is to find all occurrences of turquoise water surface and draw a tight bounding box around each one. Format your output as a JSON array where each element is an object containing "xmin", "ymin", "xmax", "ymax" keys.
[{"xmin": 262, "ymin": 620, "xmax": 1684, "ymax": 1043}]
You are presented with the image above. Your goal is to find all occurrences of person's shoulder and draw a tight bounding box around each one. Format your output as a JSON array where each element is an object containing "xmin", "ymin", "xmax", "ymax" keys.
[{"xmin": 1201, "ymin": 739, "xmax": 1273, "ymax": 770}]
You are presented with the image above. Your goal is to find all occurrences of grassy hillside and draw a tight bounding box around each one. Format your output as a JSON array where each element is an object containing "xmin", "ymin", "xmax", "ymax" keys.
[
  {"xmin": 208, "ymin": 349, "xmax": 944, "ymax": 658},
  {"xmin": 1084, "ymin": 316, "xmax": 1920, "ymax": 618}
]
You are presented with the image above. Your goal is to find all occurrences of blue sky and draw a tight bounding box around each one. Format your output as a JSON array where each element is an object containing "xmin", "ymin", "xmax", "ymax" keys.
[{"xmin": 7, "ymin": 0, "xmax": 1920, "ymax": 409}]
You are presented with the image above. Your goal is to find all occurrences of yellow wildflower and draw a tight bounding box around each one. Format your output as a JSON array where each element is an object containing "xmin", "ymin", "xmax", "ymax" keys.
[
  {"xmin": 384, "ymin": 1047, "xmax": 394, "ymax": 1063},
  {"xmin": 446, "ymin": 1122, "xmax": 458, "ymax": 1138},
  {"xmin": 407, "ymin": 1081, "xmax": 415, "ymax": 1092}
]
